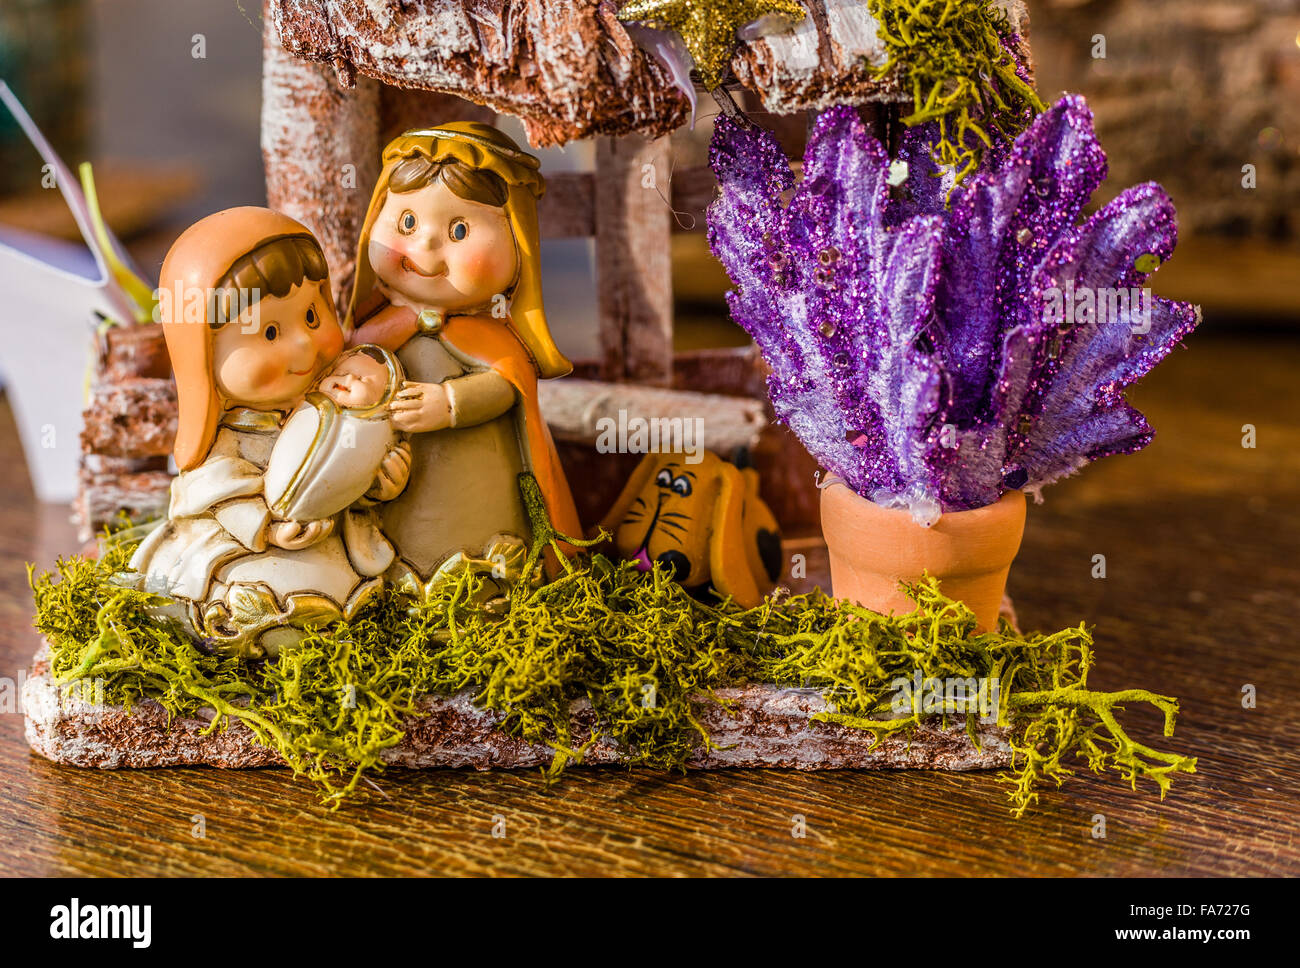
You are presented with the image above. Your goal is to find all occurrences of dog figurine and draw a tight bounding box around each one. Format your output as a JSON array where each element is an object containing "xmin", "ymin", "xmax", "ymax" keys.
[{"xmin": 598, "ymin": 450, "xmax": 782, "ymax": 608}]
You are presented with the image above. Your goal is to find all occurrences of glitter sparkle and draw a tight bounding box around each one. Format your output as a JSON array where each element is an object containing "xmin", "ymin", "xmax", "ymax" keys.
[{"xmin": 707, "ymin": 96, "xmax": 1200, "ymax": 519}]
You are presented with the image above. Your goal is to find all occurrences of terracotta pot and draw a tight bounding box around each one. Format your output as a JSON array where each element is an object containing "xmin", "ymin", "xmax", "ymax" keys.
[{"xmin": 820, "ymin": 481, "xmax": 1026, "ymax": 631}]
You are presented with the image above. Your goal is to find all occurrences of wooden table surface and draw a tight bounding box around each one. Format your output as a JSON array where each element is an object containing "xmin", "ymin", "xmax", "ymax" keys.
[{"xmin": 1, "ymin": 332, "xmax": 1297, "ymax": 877}]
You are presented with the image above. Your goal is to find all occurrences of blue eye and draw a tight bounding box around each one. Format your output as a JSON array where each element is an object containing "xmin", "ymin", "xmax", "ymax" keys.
[
  {"xmin": 398, "ymin": 211, "xmax": 417, "ymax": 235},
  {"xmin": 449, "ymin": 219, "xmax": 468, "ymax": 242}
]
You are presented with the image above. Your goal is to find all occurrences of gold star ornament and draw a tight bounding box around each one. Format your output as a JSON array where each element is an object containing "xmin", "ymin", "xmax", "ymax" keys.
[{"xmin": 618, "ymin": 0, "xmax": 806, "ymax": 91}]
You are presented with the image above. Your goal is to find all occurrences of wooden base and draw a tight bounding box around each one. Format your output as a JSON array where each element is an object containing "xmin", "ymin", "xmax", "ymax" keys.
[{"xmin": 22, "ymin": 649, "xmax": 1011, "ymax": 774}]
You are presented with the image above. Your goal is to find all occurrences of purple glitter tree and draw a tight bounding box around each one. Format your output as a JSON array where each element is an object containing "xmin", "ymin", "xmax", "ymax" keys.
[{"xmin": 707, "ymin": 96, "xmax": 1199, "ymax": 525}]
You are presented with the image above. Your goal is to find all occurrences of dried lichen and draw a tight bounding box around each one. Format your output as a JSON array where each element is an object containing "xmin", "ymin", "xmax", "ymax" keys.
[
  {"xmin": 30, "ymin": 476, "xmax": 1193, "ymax": 815},
  {"xmin": 869, "ymin": 0, "xmax": 1045, "ymax": 182},
  {"xmin": 736, "ymin": 580, "xmax": 1195, "ymax": 816}
]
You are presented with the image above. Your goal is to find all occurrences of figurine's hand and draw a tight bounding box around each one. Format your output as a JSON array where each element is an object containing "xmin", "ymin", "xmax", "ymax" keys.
[
  {"xmin": 268, "ymin": 517, "xmax": 335, "ymax": 550},
  {"xmin": 365, "ymin": 440, "xmax": 412, "ymax": 502},
  {"xmin": 389, "ymin": 381, "xmax": 451, "ymax": 433}
]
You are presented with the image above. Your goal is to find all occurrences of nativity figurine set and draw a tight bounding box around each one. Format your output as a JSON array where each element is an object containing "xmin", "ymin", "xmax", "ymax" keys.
[
  {"xmin": 133, "ymin": 124, "xmax": 588, "ymax": 657},
  {"xmin": 19, "ymin": 0, "xmax": 1200, "ymax": 814}
]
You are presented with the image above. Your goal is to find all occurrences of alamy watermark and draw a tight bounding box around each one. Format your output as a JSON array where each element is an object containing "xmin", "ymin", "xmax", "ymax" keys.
[
  {"xmin": 50, "ymin": 898, "xmax": 151, "ymax": 948},
  {"xmin": 153, "ymin": 283, "xmax": 264, "ymax": 332},
  {"xmin": 889, "ymin": 672, "xmax": 1001, "ymax": 724},
  {"xmin": 595, "ymin": 409, "xmax": 705, "ymax": 464},
  {"xmin": 1042, "ymin": 281, "xmax": 1152, "ymax": 334}
]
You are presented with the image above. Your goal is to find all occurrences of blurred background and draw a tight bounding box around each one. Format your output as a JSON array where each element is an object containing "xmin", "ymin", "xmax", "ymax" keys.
[
  {"xmin": 2, "ymin": 0, "xmax": 1296, "ymax": 356},
  {"xmin": 1027, "ymin": 0, "xmax": 1300, "ymax": 326},
  {"xmin": 0, "ymin": 0, "xmax": 607, "ymax": 361},
  {"xmin": 0, "ymin": 0, "xmax": 262, "ymax": 268}
]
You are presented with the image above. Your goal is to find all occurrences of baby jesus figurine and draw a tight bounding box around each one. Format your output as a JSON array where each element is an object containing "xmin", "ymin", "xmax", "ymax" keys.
[{"xmin": 263, "ymin": 345, "xmax": 410, "ymax": 524}]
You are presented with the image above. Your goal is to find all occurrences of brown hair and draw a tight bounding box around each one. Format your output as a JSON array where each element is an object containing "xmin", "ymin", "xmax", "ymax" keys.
[
  {"xmin": 387, "ymin": 155, "xmax": 508, "ymax": 207},
  {"xmin": 209, "ymin": 233, "xmax": 329, "ymax": 327}
]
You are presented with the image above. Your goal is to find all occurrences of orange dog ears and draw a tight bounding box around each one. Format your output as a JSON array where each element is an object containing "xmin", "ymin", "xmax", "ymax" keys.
[
  {"xmin": 600, "ymin": 450, "xmax": 782, "ymax": 609},
  {"xmin": 708, "ymin": 462, "xmax": 763, "ymax": 609},
  {"xmin": 740, "ymin": 467, "xmax": 783, "ymax": 589}
]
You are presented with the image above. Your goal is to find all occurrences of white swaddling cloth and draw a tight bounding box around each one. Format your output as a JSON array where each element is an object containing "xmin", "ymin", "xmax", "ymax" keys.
[{"xmin": 263, "ymin": 345, "xmax": 403, "ymax": 522}]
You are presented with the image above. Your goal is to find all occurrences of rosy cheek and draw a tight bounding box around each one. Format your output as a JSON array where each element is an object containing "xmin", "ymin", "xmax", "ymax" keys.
[
  {"xmin": 488, "ymin": 241, "xmax": 518, "ymax": 283},
  {"xmin": 458, "ymin": 244, "xmax": 505, "ymax": 285},
  {"xmin": 315, "ymin": 325, "xmax": 344, "ymax": 360},
  {"xmin": 221, "ymin": 347, "xmax": 285, "ymax": 400},
  {"xmin": 368, "ymin": 239, "xmax": 407, "ymax": 279},
  {"xmin": 253, "ymin": 348, "xmax": 293, "ymax": 387}
]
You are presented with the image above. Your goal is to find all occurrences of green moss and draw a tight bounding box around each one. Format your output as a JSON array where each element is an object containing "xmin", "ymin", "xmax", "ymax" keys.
[
  {"xmin": 30, "ymin": 476, "xmax": 1193, "ymax": 815},
  {"xmin": 868, "ymin": 0, "xmax": 1046, "ymax": 183}
]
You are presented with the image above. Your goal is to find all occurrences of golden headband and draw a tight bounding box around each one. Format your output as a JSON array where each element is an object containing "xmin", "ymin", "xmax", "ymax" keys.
[{"xmin": 389, "ymin": 127, "xmax": 541, "ymax": 172}]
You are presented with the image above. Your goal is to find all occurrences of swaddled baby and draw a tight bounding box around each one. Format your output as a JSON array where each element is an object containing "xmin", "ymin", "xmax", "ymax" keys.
[
  {"xmin": 317, "ymin": 346, "xmax": 393, "ymax": 409},
  {"xmin": 263, "ymin": 345, "xmax": 407, "ymax": 521}
]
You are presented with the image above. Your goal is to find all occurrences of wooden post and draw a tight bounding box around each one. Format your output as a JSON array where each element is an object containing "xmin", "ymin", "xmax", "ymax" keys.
[
  {"xmin": 594, "ymin": 135, "xmax": 674, "ymax": 385},
  {"xmin": 261, "ymin": 12, "xmax": 379, "ymax": 308}
]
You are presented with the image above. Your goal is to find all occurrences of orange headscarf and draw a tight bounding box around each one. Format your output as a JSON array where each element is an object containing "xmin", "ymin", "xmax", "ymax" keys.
[
  {"xmin": 158, "ymin": 207, "xmax": 329, "ymax": 471},
  {"xmin": 344, "ymin": 123, "xmax": 571, "ymax": 379}
]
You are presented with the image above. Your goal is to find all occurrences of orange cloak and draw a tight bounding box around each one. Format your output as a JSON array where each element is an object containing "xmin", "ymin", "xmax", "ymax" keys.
[{"xmin": 434, "ymin": 312, "xmax": 582, "ymax": 546}]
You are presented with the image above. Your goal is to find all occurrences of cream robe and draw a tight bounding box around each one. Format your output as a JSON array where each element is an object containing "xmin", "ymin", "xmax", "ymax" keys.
[{"xmin": 131, "ymin": 410, "xmax": 393, "ymax": 610}]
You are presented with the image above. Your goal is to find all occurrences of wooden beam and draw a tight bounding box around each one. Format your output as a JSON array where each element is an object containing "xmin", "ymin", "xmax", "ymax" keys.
[
  {"xmin": 538, "ymin": 378, "xmax": 767, "ymax": 452},
  {"xmin": 540, "ymin": 166, "xmax": 718, "ymax": 239},
  {"xmin": 538, "ymin": 171, "xmax": 595, "ymax": 238},
  {"xmin": 665, "ymin": 164, "xmax": 717, "ymax": 233},
  {"xmin": 265, "ymin": 0, "xmax": 690, "ymax": 148},
  {"xmin": 594, "ymin": 135, "xmax": 675, "ymax": 384}
]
